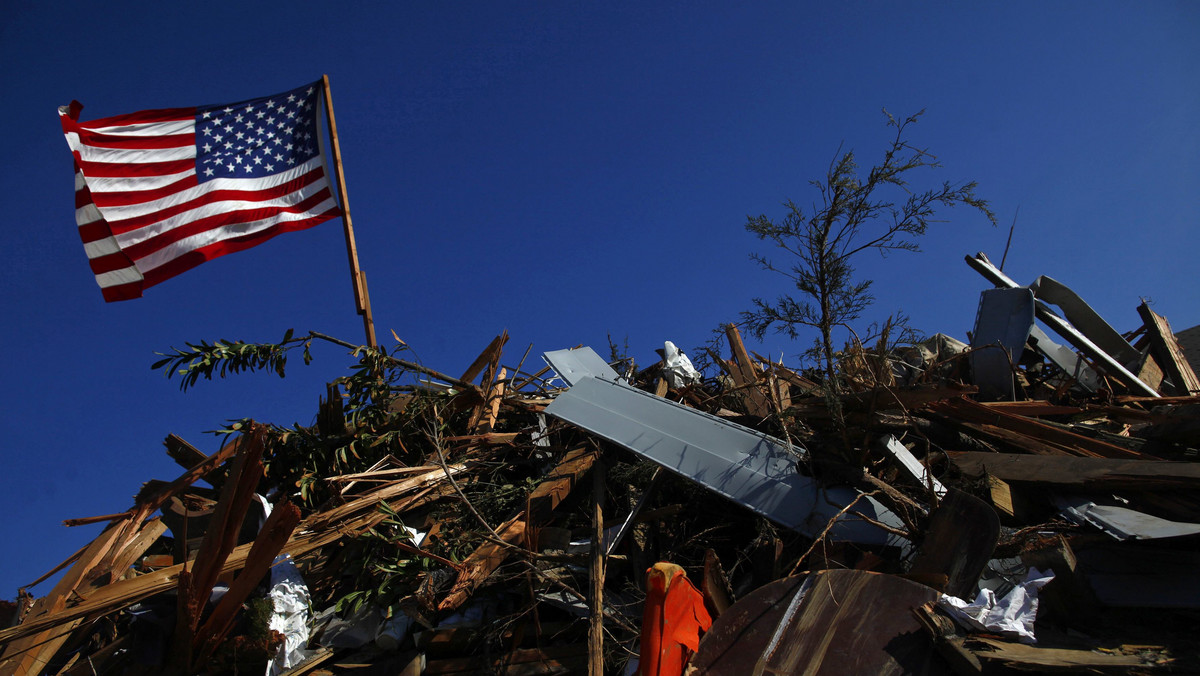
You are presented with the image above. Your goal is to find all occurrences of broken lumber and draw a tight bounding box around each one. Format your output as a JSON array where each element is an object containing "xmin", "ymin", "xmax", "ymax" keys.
[{"xmin": 1138, "ymin": 302, "xmax": 1200, "ymax": 396}]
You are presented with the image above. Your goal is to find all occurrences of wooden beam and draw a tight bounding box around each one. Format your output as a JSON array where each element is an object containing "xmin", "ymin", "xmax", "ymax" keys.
[
  {"xmin": 193, "ymin": 502, "xmax": 302, "ymax": 668},
  {"xmin": 437, "ymin": 446, "xmax": 596, "ymax": 612},
  {"xmin": 724, "ymin": 324, "xmax": 771, "ymax": 416},
  {"xmin": 1138, "ymin": 302, "xmax": 1200, "ymax": 396},
  {"xmin": 925, "ymin": 397, "xmax": 1151, "ymax": 460},
  {"xmin": 321, "ymin": 74, "xmax": 376, "ymax": 347},
  {"xmin": 950, "ymin": 451, "xmax": 1200, "ymax": 490},
  {"xmin": 588, "ymin": 461, "xmax": 605, "ymax": 676},
  {"xmin": 164, "ymin": 433, "xmax": 209, "ymax": 471}
]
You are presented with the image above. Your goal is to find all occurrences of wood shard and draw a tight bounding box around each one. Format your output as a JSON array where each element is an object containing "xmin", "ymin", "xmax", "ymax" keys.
[{"xmin": 1138, "ymin": 302, "xmax": 1200, "ymax": 396}]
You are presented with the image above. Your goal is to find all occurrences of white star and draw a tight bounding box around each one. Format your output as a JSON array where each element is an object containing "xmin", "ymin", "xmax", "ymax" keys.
[
  {"xmin": 266, "ymin": 131, "xmax": 276, "ymax": 139},
  {"xmin": 286, "ymin": 110, "xmax": 296, "ymax": 119},
  {"xmin": 204, "ymin": 167, "xmax": 214, "ymax": 176},
  {"xmin": 235, "ymin": 131, "xmax": 245, "ymax": 140},
  {"xmin": 226, "ymin": 163, "xmax": 235, "ymax": 171},
  {"xmin": 274, "ymin": 153, "xmax": 283, "ymax": 161},
  {"xmin": 201, "ymin": 111, "xmax": 212, "ymax": 119},
  {"xmin": 287, "ymin": 94, "xmax": 296, "ymax": 102},
  {"xmin": 223, "ymin": 106, "xmax": 233, "ymax": 114},
  {"xmin": 244, "ymin": 164, "xmax": 253, "ymax": 172},
  {"xmin": 285, "ymin": 142, "xmax": 294, "ymax": 151},
  {"xmin": 235, "ymin": 156, "xmax": 243, "ymax": 164},
  {"xmin": 253, "ymin": 156, "xmax": 262, "ymax": 164},
  {"xmin": 266, "ymin": 100, "xmax": 276, "ymax": 109},
  {"xmin": 202, "ymin": 143, "xmax": 212, "ymax": 152},
  {"xmin": 213, "ymin": 133, "xmax": 223, "ymax": 142},
  {"xmin": 234, "ymin": 113, "xmax": 244, "ymax": 123},
  {"xmin": 224, "ymin": 142, "xmax": 233, "ymax": 150},
  {"xmin": 203, "ymin": 128, "xmax": 212, "ymax": 136},
  {"xmin": 256, "ymin": 110, "xmax": 266, "ymax": 119},
  {"xmin": 224, "ymin": 124, "xmax": 233, "ymax": 133},
  {"xmin": 287, "ymin": 157, "xmax": 296, "ymax": 165},
  {"xmin": 272, "ymin": 137, "xmax": 283, "ymax": 146},
  {"xmin": 245, "ymin": 104, "xmax": 254, "ymax": 112},
  {"xmin": 266, "ymin": 164, "xmax": 275, "ymax": 171}
]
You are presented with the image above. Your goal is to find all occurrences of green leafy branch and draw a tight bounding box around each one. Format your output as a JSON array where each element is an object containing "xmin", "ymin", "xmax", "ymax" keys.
[{"xmin": 152, "ymin": 328, "xmax": 312, "ymax": 391}]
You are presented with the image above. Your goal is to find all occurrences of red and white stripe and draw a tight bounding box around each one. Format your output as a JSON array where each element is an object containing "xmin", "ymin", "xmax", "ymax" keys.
[{"xmin": 59, "ymin": 101, "xmax": 340, "ymax": 301}]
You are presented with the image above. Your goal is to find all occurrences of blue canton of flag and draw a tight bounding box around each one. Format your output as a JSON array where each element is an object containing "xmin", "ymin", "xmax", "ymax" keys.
[{"xmin": 195, "ymin": 83, "xmax": 322, "ymax": 182}]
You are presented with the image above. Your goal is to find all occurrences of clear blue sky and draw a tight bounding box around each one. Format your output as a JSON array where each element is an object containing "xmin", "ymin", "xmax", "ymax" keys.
[{"xmin": 2, "ymin": 2, "xmax": 1197, "ymax": 596}]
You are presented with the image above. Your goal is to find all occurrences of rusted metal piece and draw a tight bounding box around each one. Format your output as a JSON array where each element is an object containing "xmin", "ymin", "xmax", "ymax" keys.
[{"xmin": 691, "ymin": 570, "xmax": 948, "ymax": 676}]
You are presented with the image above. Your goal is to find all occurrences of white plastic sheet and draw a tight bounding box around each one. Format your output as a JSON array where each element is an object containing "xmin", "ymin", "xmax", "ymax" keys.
[
  {"xmin": 937, "ymin": 567, "xmax": 1055, "ymax": 643},
  {"xmin": 266, "ymin": 555, "xmax": 313, "ymax": 675},
  {"xmin": 662, "ymin": 341, "xmax": 701, "ymax": 388}
]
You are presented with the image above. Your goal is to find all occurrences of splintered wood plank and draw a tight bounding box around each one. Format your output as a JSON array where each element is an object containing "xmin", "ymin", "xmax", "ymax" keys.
[
  {"xmin": 987, "ymin": 474, "xmax": 1015, "ymax": 518},
  {"xmin": 925, "ymin": 397, "xmax": 1151, "ymax": 460},
  {"xmin": 477, "ymin": 367, "xmax": 507, "ymax": 434},
  {"xmin": 788, "ymin": 384, "xmax": 977, "ymax": 418},
  {"xmin": 135, "ymin": 429, "xmax": 252, "ymax": 512},
  {"xmin": 949, "ymin": 452, "xmax": 1200, "ymax": 490},
  {"xmin": 0, "ymin": 523, "xmax": 127, "ymax": 675},
  {"xmin": 193, "ymin": 502, "xmax": 302, "ymax": 667},
  {"xmin": 460, "ymin": 331, "xmax": 510, "ymax": 385},
  {"xmin": 966, "ymin": 636, "xmax": 1151, "ymax": 672},
  {"xmin": 0, "ymin": 491, "xmax": 174, "ymax": 674},
  {"xmin": 181, "ymin": 427, "xmax": 266, "ymax": 613},
  {"xmin": 437, "ymin": 446, "xmax": 596, "ymax": 612},
  {"xmin": 309, "ymin": 465, "xmax": 462, "ymax": 528},
  {"xmin": 753, "ymin": 353, "xmax": 819, "ymax": 395},
  {"xmin": 463, "ymin": 333, "xmax": 509, "ymax": 432},
  {"xmin": 1138, "ymin": 302, "xmax": 1200, "ymax": 396},
  {"xmin": 106, "ymin": 518, "xmax": 169, "ymax": 583},
  {"xmin": 587, "ymin": 463, "xmax": 605, "ymax": 676},
  {"xmin": 1137, "ymin": 352, "xmax": 1166, "ymax": 392},
  {"xmin": 724, "ymin": 324, "xmax": 771, "ymax": 416},
  {"xmin": 979, "ymin": 401, "xmax": 1086, "ymax": 417},
  {"xmin": 0, "ymin": 504, "xmax": 391, "ymax": 653},
  {"xmin": 164, "ymin": 433, "xmax": 209, "ymax": 471}
]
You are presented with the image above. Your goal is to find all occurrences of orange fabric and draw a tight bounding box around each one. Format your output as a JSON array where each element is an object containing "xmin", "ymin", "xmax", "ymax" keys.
[{"xmin": 639, "ymin": 562, "xmax": 713, "ymax": 676}]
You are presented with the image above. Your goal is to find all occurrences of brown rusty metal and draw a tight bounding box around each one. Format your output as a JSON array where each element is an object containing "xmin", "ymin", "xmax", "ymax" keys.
[{"xmin": 691, "ymin": 569, "xmax": 949, "ymax": 676}]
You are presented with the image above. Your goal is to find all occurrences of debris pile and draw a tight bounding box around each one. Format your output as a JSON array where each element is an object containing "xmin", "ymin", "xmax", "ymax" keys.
[{"xmin": 3, "ymin": 252, "xmax": 1199, "ymax": 675}]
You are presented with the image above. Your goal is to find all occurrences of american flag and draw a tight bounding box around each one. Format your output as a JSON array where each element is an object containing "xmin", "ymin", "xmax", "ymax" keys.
[{"xmin": 59, "ymin": 81, "xmax": 342, "ymax": 302}]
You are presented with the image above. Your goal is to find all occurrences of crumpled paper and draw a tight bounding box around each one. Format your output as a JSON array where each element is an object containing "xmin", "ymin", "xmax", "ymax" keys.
[{"xmin": 937, "ymin": 567, "xmax": 1054, "ymax": 643}]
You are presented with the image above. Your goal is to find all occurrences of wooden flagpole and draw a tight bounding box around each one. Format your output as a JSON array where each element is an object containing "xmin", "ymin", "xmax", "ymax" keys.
[{"xmin": 321, "ymin": 74, "xmax": 377, "ymax": 348}]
